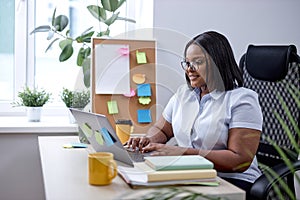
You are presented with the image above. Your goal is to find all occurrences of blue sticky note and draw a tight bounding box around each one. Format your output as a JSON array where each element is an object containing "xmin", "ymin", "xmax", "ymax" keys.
[
  {"xmin": 137, "ymin": 83, "xmax": 151, "ymax": 97},
  {"xmin": 100, "ymin": 127, "xmax": 116, "ymax": 146},
  {"xmin": 137, "ymin": 109, "xmax": 152, "ymax": 123}
]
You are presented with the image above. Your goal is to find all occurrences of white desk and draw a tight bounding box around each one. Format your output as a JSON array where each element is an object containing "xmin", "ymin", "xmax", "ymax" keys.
[{"xmin": 38, "ymin": 136, "xmax": 245, "ymax": 200}]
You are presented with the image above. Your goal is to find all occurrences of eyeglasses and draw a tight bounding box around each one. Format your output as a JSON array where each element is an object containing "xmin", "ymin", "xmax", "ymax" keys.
[{"xmin": 180, "ymin": 60, "xmax": 204, "ymax": 71}]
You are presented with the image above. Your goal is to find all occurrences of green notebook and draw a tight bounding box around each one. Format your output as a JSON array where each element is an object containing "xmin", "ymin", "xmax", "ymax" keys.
[{"xmin": 144, "ymin": 155, "xmax": 214, "ymax": 171}]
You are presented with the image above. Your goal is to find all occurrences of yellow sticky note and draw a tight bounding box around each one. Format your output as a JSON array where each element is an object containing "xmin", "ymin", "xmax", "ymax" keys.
[
  {"xmin": 138, "ymin": 97, "xmax": 151, "ymax": 105},
  {"xmin": 107, "ymin": 100, "xmax": 119, "ymax": 114},
  {"xmin": 136, "ymin": 50, "xmax": 147, "ymax": 64}
]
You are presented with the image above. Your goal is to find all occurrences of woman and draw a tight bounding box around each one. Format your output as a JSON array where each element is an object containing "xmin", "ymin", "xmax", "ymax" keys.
[{"xmin": 127, "ymin": 31, "xmax": 263, "ymax": 198}]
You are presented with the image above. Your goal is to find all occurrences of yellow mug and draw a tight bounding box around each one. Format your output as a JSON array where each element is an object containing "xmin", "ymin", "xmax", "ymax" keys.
[{"xmin": 88, "ymin": 152, "xmax": 117, "ymax": 185}]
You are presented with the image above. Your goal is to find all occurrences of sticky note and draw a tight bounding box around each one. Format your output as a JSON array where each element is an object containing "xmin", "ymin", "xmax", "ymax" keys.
[
  {"xmin": 107, "ymin": 100, "xmax": 119, "ymax": 114},
  {"xmin": 137, "ymin": 109, "xmax": 152, "ymax": 123},
  {"xmin": 118, "ymin": 47, "xmax": 129, "ymax": 55},
  {"xmin": 95, "ymin": 130, "xmax": 104, "ymax": 145},
  {"xmin": 80, "ymin": 123, "xmax": 93, "ymax": 138},
  {"xmin": 136, "ymin": 50, "xmax": 147, "ymax": 64},
  {"xmin": 123, "ymin": 88, "xmax": 136, "ymax": 97},
  {"xmin": 138, "ymin": 97, "xmax": 151, "ymax": 105},
  {"xmin": 132, "ymin": 73, "xmax": 146, "ymax": 84},
  {"xmin": 137, "ymin": 83, "xmax": 151, "ymax": 97},
  {"xmin": 100, "ymin": 127, "xmax": 116, "ymax": 146}
]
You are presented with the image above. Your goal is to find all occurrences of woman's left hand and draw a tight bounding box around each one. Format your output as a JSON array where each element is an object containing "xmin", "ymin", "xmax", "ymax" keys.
[{"xmin": 142, "ymin": 143, "xmax": 187, "ymax": 156}]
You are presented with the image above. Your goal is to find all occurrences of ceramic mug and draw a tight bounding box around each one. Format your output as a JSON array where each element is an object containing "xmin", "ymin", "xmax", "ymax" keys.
[{"xmin": 88, "ymin": 152, "xmax": 117, "ymax": 185}]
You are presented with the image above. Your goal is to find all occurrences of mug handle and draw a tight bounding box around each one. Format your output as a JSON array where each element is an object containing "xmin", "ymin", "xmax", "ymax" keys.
[{"xmin": 108, "ymin": 160, "xmax": 117, "ymax": 180}]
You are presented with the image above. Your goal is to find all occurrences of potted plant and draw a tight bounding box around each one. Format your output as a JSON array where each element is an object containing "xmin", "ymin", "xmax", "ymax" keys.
[
  {"xmin": 30, "ymin": 0, "xmax": 135, "ymax": 88},
  {"xmin": 13, "ymin": 86, "xmax": 51, "ymax": 122},
  {"xmin": 60, "ymin": 88, "xmax": 90, "ymax": 122},
  {"xmin": 61, "ymin": 88, "xmax": 90, "ymax": 143}
]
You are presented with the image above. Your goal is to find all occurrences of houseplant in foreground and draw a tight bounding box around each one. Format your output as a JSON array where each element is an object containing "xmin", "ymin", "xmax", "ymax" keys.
[{"xmin": 13, "ymin": 86, "xmax": 51, "ymax": 122}]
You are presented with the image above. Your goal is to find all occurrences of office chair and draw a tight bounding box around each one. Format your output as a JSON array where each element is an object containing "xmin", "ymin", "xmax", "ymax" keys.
[{"xmin": 239, "ymin": 45, "xmax": 300, "ymax": 200}]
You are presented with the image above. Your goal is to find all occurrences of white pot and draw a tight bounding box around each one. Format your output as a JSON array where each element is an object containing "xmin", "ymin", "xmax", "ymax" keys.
[{"xmin": 26, "ymin": 107, "xmax": 42, "ymax": 122}]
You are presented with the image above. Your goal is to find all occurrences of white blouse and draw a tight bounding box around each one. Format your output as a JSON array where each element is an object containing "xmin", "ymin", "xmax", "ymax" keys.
[{"xmin": 162, "ymin": 84, "xmax": 263, "ymax": 183}]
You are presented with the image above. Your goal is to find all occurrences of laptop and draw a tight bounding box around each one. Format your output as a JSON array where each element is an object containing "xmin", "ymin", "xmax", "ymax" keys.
[{"xmin": 69, "ymin": 108, "xmax": 149, "ymax": 166}]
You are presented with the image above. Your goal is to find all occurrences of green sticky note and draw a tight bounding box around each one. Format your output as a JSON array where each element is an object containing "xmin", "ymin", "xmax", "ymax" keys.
[
  {"xmin": 95, "ymin": 130, "xmax": 104, "ymax": 145},
  {"xmin": 138, "ymin": 97, "xmax": 151, "ymax": 105},
  {"xmin": 80, "ymin": 123, "xmax": 93, "ymax": 137},
  {"xmin": 136, "ymin": 50, "xmax": 147, "ymax": 64},
  {"xmin": 107, "ymin": 100, "xmax": 118, "ymax": 114}
]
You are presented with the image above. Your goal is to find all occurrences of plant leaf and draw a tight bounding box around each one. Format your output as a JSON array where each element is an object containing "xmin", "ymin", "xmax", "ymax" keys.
[
  {"xmin": 75, "ymin": 31, "xmax": 94, "ymax": 43},
  {"xmin": 30, "ymin": 25, "xmax": 51, "ymax": 34},
  {"xmin": 45, "ymin": 38, "xmax": 59, "ymax": 52},
  {"xmin": 82, "ymin": 58, "xmax": 91, "ymax": 88},
  {"xmin": 104, "ymin": 12, "xmax": 119, "ymax": 26},
  {"xmin": 101, "ymin": 0, "xmax": 118, "ymax": 12},
  {"xmin": 59, "ymin": 39, "xmax": 73, "ymax": 50},
  {"xmin": 97, "ymin": 29, "xmax": 110, "ymax": 37},
  {"xmin": 53, "ymin": 15, "xmax": 69, "ymax": 31},
  {"xmin": 117, "ymin": 16, "xmax": 136, "ymax": 23},
  {"xmin": 77, "ymin": 47, "xmax": 91, "ymax": 66},
  {"xmin": 59, "ymin": 44, "xmax": 73, "ymax": 62},
  {"xmin": 87, "ymin": 5, "xmax": 106, "ymax": 21},
  {"xmin": 51, "ymin": 8, "xmax": 56, "ymax": 26}
]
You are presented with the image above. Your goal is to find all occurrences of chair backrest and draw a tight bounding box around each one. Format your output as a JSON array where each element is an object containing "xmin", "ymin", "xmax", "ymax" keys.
[{"xmin": 239, "ymin": 45, "xmax": 300, "ymax": 168}]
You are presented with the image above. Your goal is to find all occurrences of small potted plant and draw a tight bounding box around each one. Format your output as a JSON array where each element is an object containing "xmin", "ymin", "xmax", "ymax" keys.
[
  {"xmin": 60, "ymin": 88, "xmax": 90, "ymax": 143},
  {"xmin": 13, "ymin": 86, "xmax": 51, "ymax": 122}
]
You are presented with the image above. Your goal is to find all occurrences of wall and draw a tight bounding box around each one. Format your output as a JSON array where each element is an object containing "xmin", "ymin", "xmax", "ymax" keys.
[{"xmin": 152, "ymin": 0, "xmax": 300, "ymax": 116}]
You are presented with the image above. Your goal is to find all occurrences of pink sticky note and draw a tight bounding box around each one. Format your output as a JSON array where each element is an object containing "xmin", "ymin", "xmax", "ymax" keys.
[
  {"xmin": 118, "ymin": 47, "xmax": 129, "ymax": 56},
  {"xmin": 123, "ymin": 88, "xmax": 136, "ymax": 97}
]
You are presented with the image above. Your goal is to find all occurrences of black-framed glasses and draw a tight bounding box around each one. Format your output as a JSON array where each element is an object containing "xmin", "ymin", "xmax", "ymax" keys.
[{"xmin": 181, "ymin": 60, "xmax": 203, "ymax": 71}]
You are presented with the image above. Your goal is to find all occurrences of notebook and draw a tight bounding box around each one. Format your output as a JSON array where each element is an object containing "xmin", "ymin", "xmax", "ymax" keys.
[
  {"xmin": 144, "ymin": 155, "xmax": 214, "ymax": 171},
  {"xmin": 69, "ymin": 108, "xmax": 150, "ymax": 166}
]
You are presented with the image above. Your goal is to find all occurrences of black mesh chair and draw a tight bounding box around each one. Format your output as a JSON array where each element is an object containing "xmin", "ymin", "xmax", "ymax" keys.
[{"xmin": 239, "ymin": 45, "xmax": 300, "ymax": 200}]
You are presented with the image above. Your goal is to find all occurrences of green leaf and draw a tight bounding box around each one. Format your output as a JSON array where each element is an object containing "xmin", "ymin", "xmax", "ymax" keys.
[
  {"xmin": 77, "ymin": 47, "xmax": 91, "ymax": 66},
  {"xmin": 30, "ymin": 25, "xmax": 51, "ymax": 34},
  {"xmin": 101, "ymin": 0, "xmax": 126, "ymax": 12},
  {"xmin": 87, "ymin": 5, "xmax": 106, "ymax": 22},
  {"xmin": 82, "ymin": 58, "xmax": 91, "ymax": 88},
  {"xmin": 104, "ymin": 12, "xmax": 119, "ymax": 26},
  {"xmin": 59, "ymin": 39, "xmax": 72, "ymax": 50},
  {"xmin": 51, "ymin": 8, "xmax": 56, "ymax": 26},
  {"xmin": 53, "ymin": 15, "xmax": 69, "ymax": 31},
  {"xmin": 117, "ymin": 16, "xmax": 136, "ymax": 23},
  {"xmin": 101, "ymin": 0, "xmax": 118, "ymax": 12},
  {"xmin": 59, "ymin": 44, "xmax": 73, "ymax": 62},
  {"xmin": 45, "ymin": 38, "xmax": 59, "ymax": 52},
  {"xmin": 97, "ymin": 29, "xmax": 110, "ymax": 37},
  {"xmin": 75, "ymin": 31, "xmax": 94, "ymax": 43}
]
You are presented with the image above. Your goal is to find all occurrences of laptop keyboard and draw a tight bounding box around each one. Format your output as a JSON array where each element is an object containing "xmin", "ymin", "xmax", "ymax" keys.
[{"xmin": 127, "ymin": 150, "xmax": 145, "ymax": 162}]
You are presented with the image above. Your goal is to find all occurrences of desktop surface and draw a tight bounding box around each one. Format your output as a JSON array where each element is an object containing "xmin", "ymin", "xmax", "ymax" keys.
[{"xmin": 38, "ymin": 136, "xmax": 245, "ymax": 200}]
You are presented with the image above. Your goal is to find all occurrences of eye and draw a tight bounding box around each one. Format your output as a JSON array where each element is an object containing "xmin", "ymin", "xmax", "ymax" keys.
[{"xmin": 194, "ymin": 59, "xmax": 204, "ymax": 65}]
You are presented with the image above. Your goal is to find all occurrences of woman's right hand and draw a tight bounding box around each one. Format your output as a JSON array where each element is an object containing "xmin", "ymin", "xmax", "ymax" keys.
[{"xmin": 126, "ymin": 136, "xmax": 151, "ymax": 152}]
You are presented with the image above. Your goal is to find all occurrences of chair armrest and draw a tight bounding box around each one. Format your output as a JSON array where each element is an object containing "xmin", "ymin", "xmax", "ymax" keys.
[{"xmin": 250, "ymin": 160, "xmax": 300, "ymax": 200}]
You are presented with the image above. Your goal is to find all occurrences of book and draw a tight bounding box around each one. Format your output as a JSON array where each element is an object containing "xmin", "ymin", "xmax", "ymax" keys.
[
  {"xmin": 144, "ymin": 155, "xmax": 214, "ymax": 171},
  {"xmin": 118, "ymin": 163, "xmax": 219, "ymax": 188}
]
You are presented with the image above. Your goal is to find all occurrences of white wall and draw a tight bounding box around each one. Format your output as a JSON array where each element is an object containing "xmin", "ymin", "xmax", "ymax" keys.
[{"xmin": 152, "ymin": 0, "xmax": 300, "ymax": 116}]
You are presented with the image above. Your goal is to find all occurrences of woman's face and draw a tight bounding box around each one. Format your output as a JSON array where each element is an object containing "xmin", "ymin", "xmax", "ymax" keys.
[{"xmin": 185, "ymin": 44, "xmax": 207, "ymax": 88}]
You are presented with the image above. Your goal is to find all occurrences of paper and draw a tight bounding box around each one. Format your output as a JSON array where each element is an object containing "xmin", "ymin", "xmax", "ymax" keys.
[
  {"xmin": 132, "ymin": 73, "xmax": 146, "ymax": 84},
  {"xmin": 136, "ymin": 50, "xmax": 147, "ymax": 64},
  {"xmin": 95, "ymin": 44, "xmax": 130, "ymax": 94},
  {"xmin": 137, "ymin": 83, "xmax": 151, "ymax": 97},
  {"xmin": 123, "ymin": 88, "xmax": 136, "ymax": 97},
  {"xmin": 137, "ymin": 109, "xmax": 152, "ymax": 123},
  {"xmin": 138, "ymin": 97, "xmax": 151, "ymax": 105},
  {"xmin": 107, "ymin": 100, "xmax": 119, "ymax": 114}
]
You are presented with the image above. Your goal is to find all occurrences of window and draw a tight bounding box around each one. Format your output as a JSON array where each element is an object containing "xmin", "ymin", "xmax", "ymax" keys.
[{"xmin": 0, "ymin": 0, "xmax": 153, "ymax": 116}]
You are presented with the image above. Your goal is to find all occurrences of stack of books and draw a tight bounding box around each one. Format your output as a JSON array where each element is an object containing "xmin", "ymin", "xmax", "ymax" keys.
[{"xmin": 118, "ymin": 155, "xmax": 218, "ymax": 188}]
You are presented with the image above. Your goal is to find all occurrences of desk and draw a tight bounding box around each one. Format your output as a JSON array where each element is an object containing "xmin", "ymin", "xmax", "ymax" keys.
[{"xmin": 38, "ymin": 136, "xmax": 245, "ymax": 200}]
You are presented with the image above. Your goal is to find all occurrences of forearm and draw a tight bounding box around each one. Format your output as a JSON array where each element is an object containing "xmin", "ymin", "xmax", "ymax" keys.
[
  {"xmin": 145, "ymin": 125, "xmax": 169, "ymax": 144},
  {"xmin": 184, "ymin": 148, "xmax": 252, "ymax": 172}
]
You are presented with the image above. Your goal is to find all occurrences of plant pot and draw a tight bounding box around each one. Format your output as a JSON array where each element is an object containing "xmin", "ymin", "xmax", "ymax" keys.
[{"xmin": 26, "ymin": 107, "xmax": 42, "ymax": 122}]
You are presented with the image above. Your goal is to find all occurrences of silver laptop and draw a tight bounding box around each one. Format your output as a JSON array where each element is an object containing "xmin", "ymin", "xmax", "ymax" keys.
[{"xmin": 69, "ymin": 108, "xmax": 149, "ymax": 166}]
